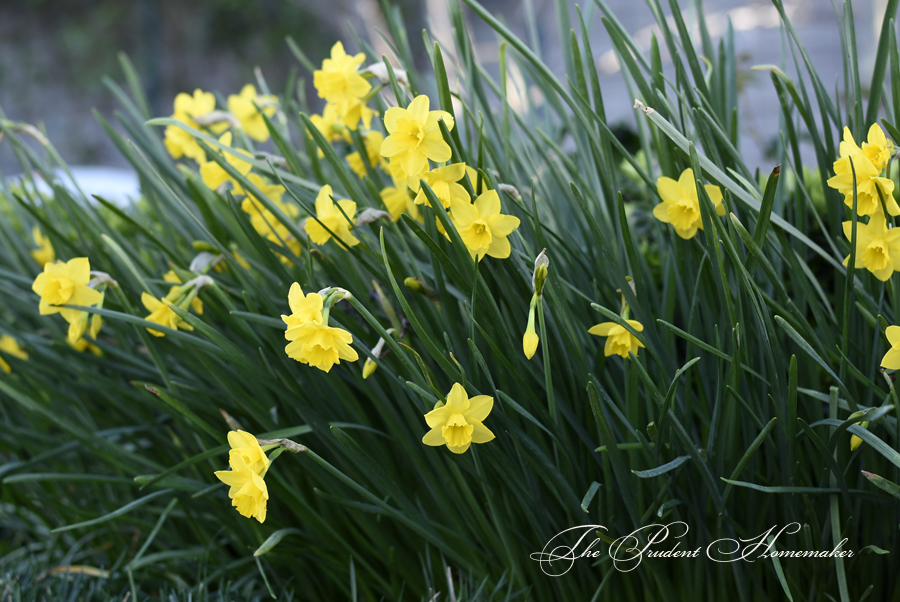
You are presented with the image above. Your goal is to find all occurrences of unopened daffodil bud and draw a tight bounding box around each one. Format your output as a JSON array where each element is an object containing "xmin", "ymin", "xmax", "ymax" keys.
[
  {"xmin": 532, "ymin": 249, "xmax": 549, "ymax": 297},
  {"xmin": 361, "ymin": 329, "xmax": 393, "ymax": 379},
  {"xmin": 523, "ymin": 295, "xmax": 539, "ymax": 359},
  {"xmin": 498, "ymin": 183, "xmax": 522, "ymax": 202},
  {"xmin": 362, "ymin": 358, "xmax": 377, "ymax": 379},
  {"xmin": 851, "ymin": 421, "xmax": 870, "ymax": 451},
  {"xmin": 404, "ymin": 277, "xmax": 438, "ymax": 301},
  {"xmin": 192, "ymin": 240, "xmax": 216, "ymax": 252}
]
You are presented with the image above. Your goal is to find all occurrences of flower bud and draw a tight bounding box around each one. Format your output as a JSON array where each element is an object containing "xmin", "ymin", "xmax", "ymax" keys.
[
  {"xmin": 404, "ymin": 277, "xmax": 438, "ymax": 301},
  {"xmin": 362, "ymin": 358, "xmax": 377, "ymax": 379},
  {"xmin": 532, "ymin": 249, "xmax": 549, "ymax": 296},
  {"xmin": 850, "ymin": 421, "xmax": 870, "ymax": 451},
  {"xmin": 522, "ymin": 295, "xmax": 539, "ymax": 359}
]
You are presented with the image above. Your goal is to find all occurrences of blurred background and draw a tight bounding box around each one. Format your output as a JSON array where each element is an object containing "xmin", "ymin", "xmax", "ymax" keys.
[{"xmin": 0, "ymin": 0, "xmax": 891, "ymax": 188}]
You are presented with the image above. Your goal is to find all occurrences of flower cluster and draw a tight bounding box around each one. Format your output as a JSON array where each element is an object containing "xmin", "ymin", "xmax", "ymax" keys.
[
  {"xmin": 282, "ymin": 283, "xmax": 358, "ymax": 373},
  {"xmin": 827, "ymin": 125, "xmax": 900, "ymax": 281},
  {"xmin": 214, "ymin": 430, "xmax": 271, "ymax": 523}
]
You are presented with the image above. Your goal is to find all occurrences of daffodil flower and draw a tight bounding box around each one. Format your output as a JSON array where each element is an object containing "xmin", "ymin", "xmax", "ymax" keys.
[
  {"xmin": 305, "ymin": 185, "xmax": 360, "ymax": 248},
  {"xmin": 839, "ymin": 124, "xmax": 894, "ymax": 173},
  {"xmin": 310, "ymin": 103, "xmax": 350, "ymax": 144},
  {"xmin": 827, "ymin": 125, "xmax": 898, "ymax": 216},
  {"xmin": 313, "ymin": 42, "xmax": 371, "ymax": 116},
  {"xmin": 284, "ymin": 321, "xmax": 358, "ymax": 373},
  {"xmin": 380, "ymin": 95, "xmax": 454, "ymax": 189},
  {"xmin": 163, "ymin": 271, "xmax": 204, "ymax": 314},
  {"xmin": 239, "ymin": 175, "xmax": 301, "ymax": 261},
  {"xmin": 164, "ymin": 89, "xmax": 226, "ymax": 162},
  {"xmin": 342, "ymin": 98, "xmax": 377, "ymax": 132},
  {"xmin": 69, "ymin": 337, "xmax": 102, "ymax": 356},
  {"xmin": 881, "ymin": 325, "xmax": 900, "ymax": 369},
  {"xmin": 346, "ymin": 131, "xmax": 386, "ymax": 178},
  {"xmin": 282, "ymin": 284, "xmax": 358, "ymax": 373},
  {"xmin": 141, "ymin": 292, "xmax": 195, "ymax": 337},
  {"xmin": 226, "ymin": 430, "xmax": 270, "ymax": 475},
  {"xmin": 30, "ymin": 227, "xmax": 55, "ymax": 266},
  {"xmin": 842, "ymin": 211, "xmax": 900, "ymax": 281},
  {"xmin": 652, "ymin": 168, "xmax": 726, "ymax": 239},
  {"xmin": 32, "ymin": 258, "xmax": 104, "ymax": 324},
  {"xmin": 380, "ymin": 183, "xmax": 421, "ymax": 222},
  {"xmin": 281, "ymin": 283, "xmax": 324, "ymax": 328},
  {"xmin": 449, "ymin": 189, "xmax": 520, "ymax": 261},
  {"xmin": 414, "ymin": 164, "xmax": 471, "ymax": 209},
  {"xmin": 422, "ymin": 383, "xmax": 495, "ymax": 454},
  {"xmin": 199, "ymin": 132, "xmax": 253, "ymax": 191},
  {"xmin": 0, "ymin": 334, "xmax": 28, "ymax": 374},
  {"xmin": 588, "ymin": 320, "xmax": 645, "ymax": 359},
  {"xmin": 214, "ymin": 452, "xmax": 269, "ymax": 523},
  {"xmin": 227, "ymin": 84, "xmax": 277, "ymax": 142}
]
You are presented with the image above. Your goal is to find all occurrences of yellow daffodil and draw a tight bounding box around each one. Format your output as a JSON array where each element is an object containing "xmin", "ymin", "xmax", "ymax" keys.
[
  {"xmin": 828, "ymin": 156, "xmax": 897, "ymax": 217},
  {"xmin": 305, "ymin": 185, "xmax": 360, "ymax": 248},
  {"xmin": 164, "ymin": 89, "xmax": 224, "ymax": 162},
  {"xmin": 227, "ymin": 84, "xmax": 277, "ymax": 142},
  {"xmin": 0, "ymin": 334, "xmax": 28, "ymax": 374},
  {"xmin": 282, "ymin": 284, "xmax": 358, "ymax": 373},
  {"xmin": 589, "ymin": 320, "xmax": 645, "ymax": 359},
  {"xmin": 141, "ymin": 292, "xmax": 195, "ymax": 337},
  {"xmin": 214, "ymin": 452, "xmax": 269, "ymax": 523},
  {"xmin": 284, "ymin": 321, "xmax": 358, "ymax": 373},
  {"xmin": 881, "ymin": 325, "xmax": 900, "ymax": 369},
  {"xmin": 199, "ymin": 132, "xmax": 253, "ymax": 191},
  {"xmin": 313, "ymin": 42, "xmax": 371, "ymax": 115},
  {"xmin": 840, "ymin": 124, "xmax": 894, "ymax": 173},
  {"xmin": 30, "ymin": 227, "xmax": 55, "ymax": 265},
  {"xmin": 422, "ymin": 383, "xmax": 495, "ymax": 454},
  {"xmin": 827, "ymin": 126, "xmax": 897, "ymax": 216},
  {"xmin": 68, "ymin": 336, "xmax": 102, "ymax": 356},
  {"xmin": 414, "ymin": 164, "xmax": 470, "ymax": 209},
  {"xmin": 32, "ymin": 258, "xmax": 103, "ymax": 324},
  {"xmin": 449, "ymin": 189, "xmax": 520, "ymax": 261},
  {"xmin": 309, "ymin": 103, "xmax": 350, "ymax": 144},
  {"xmin": 342, "ymin": 98, "xmax": 376, "ymax": 132},
  {"xmin": 67, "ymin": 311, "xmax": 90, "ymax": 344},
  {"xmin": 226, "ymin": 430, "xmax": 270, "ymax": 475},
  {"xmin": 380, "ymin": 183, "xmax": 421, "ymax": 222},
  {"xmin": 162, "ymin": 271, "xmax": 204, "ymax": 314},
  {"xmin": 240, "ymin": 176, "xmax": 301, "ymax": 260},
  {"xmin": 380, "ymin": 95, "xmax": 454, "ymax": 188},
  {"xmin": 281, "ymin": 283, "xmax": 324, "ymax": 329},
  {"xmin": 842, "ymin": 211, "xmax": 900, "ymax": 281},
  {"xmin": 652, "ymin": 168, "xmax": 726, "ymax": 239},
  {"xmin": 346, "ymin": 131, "xmax": 386, "ymax": 178}
]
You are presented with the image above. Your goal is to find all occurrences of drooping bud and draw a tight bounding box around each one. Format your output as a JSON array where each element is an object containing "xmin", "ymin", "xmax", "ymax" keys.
[{"xmin": 522, "ymin": 295, "xmax": 539, "ymax": 360}]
